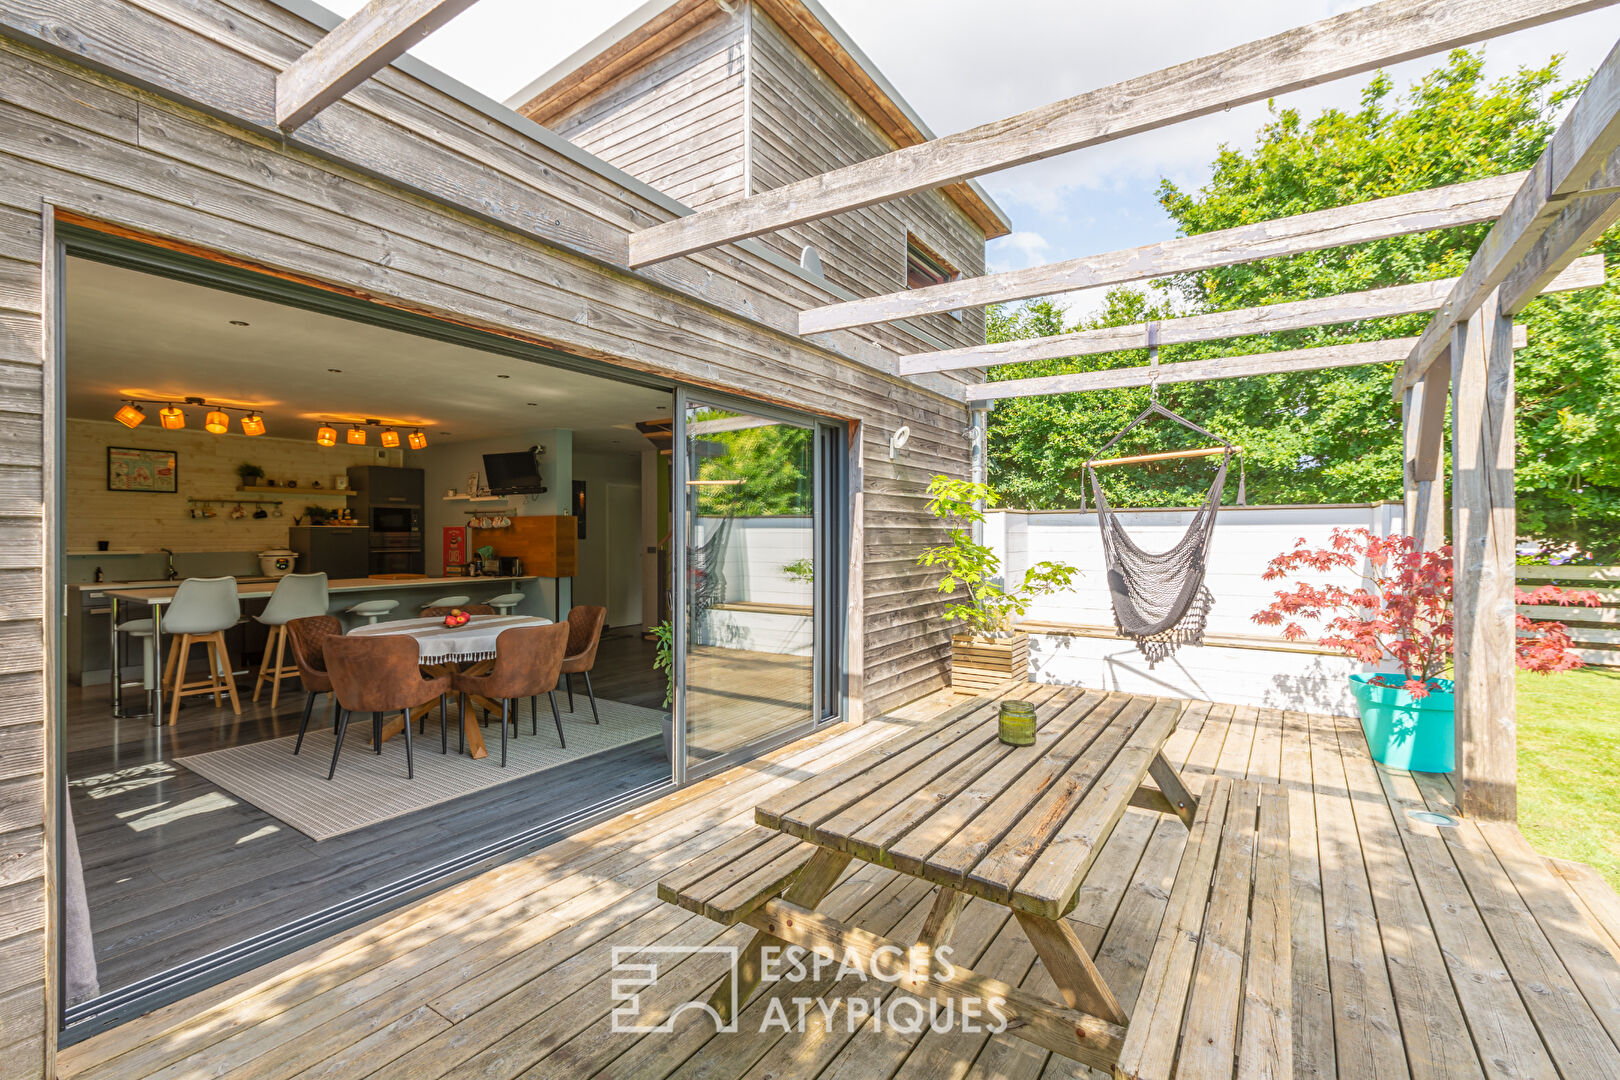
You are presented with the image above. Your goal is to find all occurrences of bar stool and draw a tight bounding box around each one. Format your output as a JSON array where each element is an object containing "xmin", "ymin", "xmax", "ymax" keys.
[
  {"xmin": 115, "ymin": 617, "xmax": 158, "ymax": 714},
  {"xmin": 253, "ymin": 573, "xmax": 329, "ymax": 710},
  {"xmin": 421, "ymin": 594, "xmax": 469, "ymax": 615},
  {"xmin": 487, "ymin": 592, "xmax": 525, "ymax": 615},
  {"xmin": 346, "ymin": 599, "xmax": 399, "ymax": 625},
  {"xmin": 161, "ymin": 577, "xmax": 243, "ymax": 726}
]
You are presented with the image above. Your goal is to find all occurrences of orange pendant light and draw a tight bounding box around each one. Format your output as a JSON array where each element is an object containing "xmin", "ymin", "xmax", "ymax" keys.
[
  {"xmin": 240, "ymin": 413, "xmax": 266, "ymax": 436},
  {"xmin": 204, "ymin": 409, "xmax": 230, "ymax": 434},
  {"xmin": 316, "ymin": 424, "xmax": 337, "ymax": 447},
  {"xmin": 380, "ymin": 428, "xmax": 400, "ymax": 448},
  {"xmin": 407, "ymin": 429, "xmax": 428, "ymax": 450},
  {"xmin": 159, "ymin": 404, "xmax": 185, "ymax": 430},
  {"xmin": 346, "ymin": 426, "xmax": 367, "ymax": 445},
  {"xmin": 114, "ymin": 402, "xmax": 146, "ymax": 429}
]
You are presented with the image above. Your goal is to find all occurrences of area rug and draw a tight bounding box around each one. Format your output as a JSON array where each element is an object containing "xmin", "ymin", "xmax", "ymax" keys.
[{"xmin": 175, "ymin": 696, "xmax": 667, "ymax": 841}]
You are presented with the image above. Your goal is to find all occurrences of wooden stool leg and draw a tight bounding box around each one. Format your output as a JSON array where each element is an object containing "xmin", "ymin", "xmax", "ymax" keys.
[
  {"xmin": 162, "ymin": 634, "xmax": 179, "ymax": 688},
  {"xmin": 167, "ymin": 635, "xmax": 191, "ymax": 726},
  {"xmin": 215, "ymin": 632, "xmax": 241, "ymax": 715},
  {"xmin": 710, "ymin": 848, "xmax": 851, "ymax": 1024},
  {"xmin": 268, "ymin": 624, "xmax": 289, "ymax": 710},
  {"xmin": 253, "ymin": 625, "xmax": 275, "ymax": 702},
  {"xmin": 204, "ymin": 637, "xmax": 223, "ymax": 707}
]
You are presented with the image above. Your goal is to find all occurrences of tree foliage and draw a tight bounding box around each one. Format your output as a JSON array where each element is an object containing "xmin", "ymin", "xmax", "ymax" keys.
[{"xmin": 986, "ymin": 50, "xmax": 1620, "ymax": 559}]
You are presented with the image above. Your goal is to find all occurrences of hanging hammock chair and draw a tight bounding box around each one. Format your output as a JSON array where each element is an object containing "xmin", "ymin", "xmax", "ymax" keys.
[{"xmin": 1084, "ymin": 401, "xmax": 1244, "ymax": 667}]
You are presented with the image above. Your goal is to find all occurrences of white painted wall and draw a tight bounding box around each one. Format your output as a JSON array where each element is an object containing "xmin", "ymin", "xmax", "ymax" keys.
[
  {"xmin": 989, "ymin": 502, "xmax": 1407, "ymax": 713},
  {"xmin": 692, "ymin": 515, "xmax": 814, "ymax": 656},
  {"xmin": 571, "ymin": 450, "xmax": 642, "ymax": 626}
]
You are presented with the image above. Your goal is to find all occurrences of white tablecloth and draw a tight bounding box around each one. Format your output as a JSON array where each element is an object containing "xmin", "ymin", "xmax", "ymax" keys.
[{"xmin": 348, "ymin": 614, "xmax": 553, "ymax": 664}]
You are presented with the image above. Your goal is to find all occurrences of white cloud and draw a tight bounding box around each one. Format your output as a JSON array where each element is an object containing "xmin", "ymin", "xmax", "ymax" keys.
[{"xmin": 989, "ymin": 230, "xmax": 1052, "ymax": 272}]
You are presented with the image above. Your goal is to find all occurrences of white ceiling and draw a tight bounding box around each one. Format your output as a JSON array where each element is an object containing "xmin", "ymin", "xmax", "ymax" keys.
[{"xmin": 63, "ymin": 257, "xmax": 672, "ymax": 453}]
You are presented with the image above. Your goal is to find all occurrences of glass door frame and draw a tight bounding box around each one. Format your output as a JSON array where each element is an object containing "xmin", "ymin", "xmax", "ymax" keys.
[{"xmin": 670, "ymin": 388, "xmax": 848, "ymax": 786}]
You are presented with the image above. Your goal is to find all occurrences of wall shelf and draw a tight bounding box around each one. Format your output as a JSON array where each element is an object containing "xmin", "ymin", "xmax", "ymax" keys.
[
  {"xmin": 238, "ymin": 485, "xmax": 353, "ymax": 496},
  {"xmin": 441, "ymin": 493, "xmax": 509, "ymax": 502},
  {"xmin": 189, "ymin": 496, "xmax": 284, "ymax": 506}
]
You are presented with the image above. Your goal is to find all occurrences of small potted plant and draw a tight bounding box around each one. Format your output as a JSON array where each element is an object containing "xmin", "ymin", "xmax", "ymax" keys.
[
  {"xmin": 1252, "ymin": 528, "xmax": 1597, "ymax": 771},
  {"xmin": 236, "ymin": 462, "xmax": 265, "ymax": 488},
  {"xmin": 917, "ymin": 476, "xmax": 1079, "ymax": 693},
  {"xmin": 652, "ymin": 620, "xmax": 674, "ymax": 760}
]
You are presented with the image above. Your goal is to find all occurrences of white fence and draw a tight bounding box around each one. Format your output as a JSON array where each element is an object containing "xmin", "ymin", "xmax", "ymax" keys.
[
  {"xmin": 692, "ymin": 516, "xmax": 814, "ymax": 657},
  {"xmin": 986, "ymin": 502, "xmax": 1407, "ymax": 713},
  {"xmin": 1517, "ymin": 565, "xmax": 1620, "ymax": 667}
]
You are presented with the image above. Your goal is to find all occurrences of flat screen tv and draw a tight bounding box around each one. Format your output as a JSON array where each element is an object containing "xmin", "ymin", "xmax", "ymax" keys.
[{"xmin": 483, "ymin": 450, "xmax": 546, "ymax": 495}]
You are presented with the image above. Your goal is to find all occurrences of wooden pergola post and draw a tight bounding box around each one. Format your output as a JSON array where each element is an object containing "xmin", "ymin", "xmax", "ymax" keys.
[
  {"xmin": 1403, "ymin": 350, "xmax": 1451, "ymax": 551},
  {"xmin": 1450, "ymin": 289, "xmax": 1517, "ymax": 821}
]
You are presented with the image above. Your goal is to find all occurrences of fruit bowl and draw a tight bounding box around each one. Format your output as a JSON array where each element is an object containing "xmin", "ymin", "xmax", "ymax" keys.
[{"xmin": 443, "ymin": 608, "xmax": 472, "ymax": 628}]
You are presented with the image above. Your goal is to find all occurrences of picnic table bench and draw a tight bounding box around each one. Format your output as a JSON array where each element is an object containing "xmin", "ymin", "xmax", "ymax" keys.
[{"xmin": 658, "ymin": 686, "xmax": 1292, "ymax": 1078}]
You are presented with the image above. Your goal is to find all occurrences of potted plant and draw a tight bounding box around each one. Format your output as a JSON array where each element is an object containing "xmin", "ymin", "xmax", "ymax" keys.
[
  {"xmin": 652, "ymin": 619, "xmax": 674, "ymax": 760},
  {"xmin": 236, "ymin": 462, "xmax": 265, "ymax": 487},
  {"xmin": 917, "ymin": 476, "xmax": 1079, "ymax": 693},
  {"xmin": 1252, "ymin": 528, "xmax": 1597, "ymax": 771}
]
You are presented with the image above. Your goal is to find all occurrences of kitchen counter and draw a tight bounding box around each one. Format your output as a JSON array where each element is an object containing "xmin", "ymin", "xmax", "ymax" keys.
[{"xmin": 100, "ymin": 575, "xmax": 538, "ymax": 603}]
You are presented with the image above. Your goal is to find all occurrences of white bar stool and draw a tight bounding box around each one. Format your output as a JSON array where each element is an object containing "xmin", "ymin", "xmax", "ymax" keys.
[
  {"xmin": 253, "ymin": 573, "xmax": 329, "ymax": 710},
  {"xmin": 487, "ymin": 592, "xmax": 525, "ymax": 615},
  {"xmin": 346, "ymin": 599, "xmax": 399, "ymax": 625},
  {"xmin": 161, "ymin": 576, "xmax": 243, "ymax": 727},
  {"xmin": 115, "ymin": 618, "xmax": 157, "ymax": 710},
  {"xmin": 421, "ymin": 594, "xmax": 469, "ymax": 615}
]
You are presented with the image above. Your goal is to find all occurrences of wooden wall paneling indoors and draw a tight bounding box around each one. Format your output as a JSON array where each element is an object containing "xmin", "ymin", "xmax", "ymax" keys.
[
  {"xmin": 471, "ymin": 516, "xmax": 579, "ymax": 578},
  {"xmin": 0, "ymin": 5, "xmax": 979, "ymax": 1057}
]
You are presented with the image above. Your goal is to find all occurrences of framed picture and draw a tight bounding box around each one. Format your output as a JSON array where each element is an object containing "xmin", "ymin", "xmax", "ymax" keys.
[
  {"xmin": 107, "ymin": 446, "xmax": 178, "ymax": 493},
  {"xmin": 572, "ymin": 480, "xmax": 587, "ymax": 539}
]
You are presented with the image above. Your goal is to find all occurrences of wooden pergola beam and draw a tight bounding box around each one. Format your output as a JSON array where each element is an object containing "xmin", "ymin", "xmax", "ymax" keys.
[
  {"xmin": 1498, "ymin": 158, "xmax": 1620, "ymax": 314},
  {"xmin": 805, "ymin": 173, "xmax": 1524, "ymax": 336},
  {"xmin": 276, "ymin": 0, "xmax": 481, "ymax": 130},
  {"xmin": 1395, "ymin": 36, "xmax": 1620, "ymax": 396},
  {"xmin": 625, "ymin": 0, "xmax": 1616, "ymax": 268},
  {"xmin": 967, "ymin": 327, "xmax": 1526, "ymax": 404},
  {"xmin": 1403, "ymin": 352, "xmax": 1451, "ymax": 551},
  {"xmin": 903, "ymin": 256, "xmax": 1601, "ymax": 376}
]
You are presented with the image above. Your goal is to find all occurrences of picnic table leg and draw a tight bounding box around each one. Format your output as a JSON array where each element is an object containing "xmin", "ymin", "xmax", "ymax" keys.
[
  {"xmin": 1014, "ymin": 911, "xmax": 1128, "ymax": 1026},
  {"xmin": 1148, "ymin": 750, "xmax": 1197, "ymax": 828},
  {"xmin": 708, "ymin": 847, "xmax": 851, "ymax": 1024},
  {"xmin": 910, "ymin": 887, "xmax": 965, "ymax": 980}
]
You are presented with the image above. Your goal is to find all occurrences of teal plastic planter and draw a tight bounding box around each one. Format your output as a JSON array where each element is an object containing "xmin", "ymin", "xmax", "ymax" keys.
[{"xmin": 1349, "ymin": 673, "xmax": 1455, "ymax": 772}]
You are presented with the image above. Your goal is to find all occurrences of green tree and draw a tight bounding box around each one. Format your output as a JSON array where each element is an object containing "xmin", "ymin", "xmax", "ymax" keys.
[{"xmin": 987, "ymin": 50, "xmax": 1620, "ymax": 559}]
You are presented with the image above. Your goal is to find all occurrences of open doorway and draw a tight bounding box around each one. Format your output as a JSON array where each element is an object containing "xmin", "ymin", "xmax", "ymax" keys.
[{"xmin": 57, "ymin": 238, "xmax": 680, "ymax": 1029}]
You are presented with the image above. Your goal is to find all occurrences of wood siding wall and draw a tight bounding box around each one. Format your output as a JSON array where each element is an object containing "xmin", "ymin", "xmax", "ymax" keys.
[
  {"xmin": 746, "ymin": 6, "xmax": 988, "ymax": 349},
  {"xmin": 0, "ymin": 3, "xmax": 969, "ymax": 1064},
  {"xmin": 544, "ymin": 8, "xmax": 748, "ymax": 211}
]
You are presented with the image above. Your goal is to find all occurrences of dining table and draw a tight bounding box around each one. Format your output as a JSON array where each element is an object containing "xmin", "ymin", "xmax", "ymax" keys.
[{"xmin": 348, "ymin": 613, "xmax": 553, "ymax": 760}]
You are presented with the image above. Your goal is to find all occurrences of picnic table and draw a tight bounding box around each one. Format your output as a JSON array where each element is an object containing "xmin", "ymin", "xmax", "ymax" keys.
[{"xmin": 660, "ymin": 684, "xmax": 1291, "ymax": 1078}]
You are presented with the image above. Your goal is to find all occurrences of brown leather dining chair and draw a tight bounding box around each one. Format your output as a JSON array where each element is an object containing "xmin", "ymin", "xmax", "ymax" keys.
[
  {"xmin": 285, "ymin": 615, "xmax": 341, "ymax": 756},
  {"xmin": 420, "ymin": 604, "xmax": 496, "ymax": 618},
  {"xmin": 451, "ymin": 622, "xmax": 570, "ymax": 767},
  {"xmin": 560, "ymin": 605, "xmax": 608, "ymax": 723},
  {"xmin": 322, "ymin": 635, "xmax": 452, "ymax": 781}
]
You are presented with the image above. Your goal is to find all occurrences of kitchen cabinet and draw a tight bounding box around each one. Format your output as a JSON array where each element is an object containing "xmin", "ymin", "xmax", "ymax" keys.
[{"xmin": 348, "ymin": 466, "xmax": 423, "ymax": 506}]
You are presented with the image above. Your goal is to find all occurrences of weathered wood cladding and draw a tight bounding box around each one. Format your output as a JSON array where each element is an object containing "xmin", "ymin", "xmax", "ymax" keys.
[
  {"xmin": 543, "ymin": 8, "xmax": 749, "ymax": 211},
  {"xmin": 0, "ymin": 3, "xmax": 974, "ymax": 1064},
  {"xmin": 745, "ymin": 6, "xmax": 987, "ymax": 349}
]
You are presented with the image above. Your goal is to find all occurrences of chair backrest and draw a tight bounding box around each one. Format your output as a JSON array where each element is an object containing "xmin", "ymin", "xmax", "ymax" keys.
[
  {"xmin": 163, "ymin": 577, "xmax": 241, "ymax": 635},
  {"xmin": 479, "ymin": 622, "xmax": 570, "ymax": 699},
  {"xmin": 564, "ymin": 605, "xmax": 608, "ymax": 665},
  {"xmin": 260, "ymin": 572, "xmax": 329, "ymax": 625},
  {"xmin": 284, "ymin": 615, "xmax": 341, "ymax": 692},
  {"xmin": 421, "ymin": 604, "xmax": 496, "ymax": 618},
  {"xmin": 324, "ymin": 634, "xmax": 436, "ymax": 712}
]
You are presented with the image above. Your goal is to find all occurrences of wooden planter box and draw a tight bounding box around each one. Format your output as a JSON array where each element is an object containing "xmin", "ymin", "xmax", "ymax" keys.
[{"xmin": 950, "ymin": 632, "xmax": 1029, "ymax": 694}]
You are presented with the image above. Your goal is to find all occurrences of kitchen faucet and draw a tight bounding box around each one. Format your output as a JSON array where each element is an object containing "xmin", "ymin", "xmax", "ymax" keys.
[{"xmin": 161, "ymin": 548, "xmax": 178, "ymax": 581}]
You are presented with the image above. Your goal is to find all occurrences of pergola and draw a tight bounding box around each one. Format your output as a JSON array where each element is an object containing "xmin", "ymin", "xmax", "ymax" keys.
[{"xmin": 277, "ymin": 0, "xmax": 1620, "ymax": 823}]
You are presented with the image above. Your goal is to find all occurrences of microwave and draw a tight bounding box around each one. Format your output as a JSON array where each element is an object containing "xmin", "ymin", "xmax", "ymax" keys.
[{"xmin": 370, "ymin": 506, "xmax": 421, "ymax": 534}]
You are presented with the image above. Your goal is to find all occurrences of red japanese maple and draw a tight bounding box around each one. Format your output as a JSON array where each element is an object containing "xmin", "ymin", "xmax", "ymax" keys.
[{"xmin": 1251, "ymin": 528, "xmax": 1598, "ymax": 699}]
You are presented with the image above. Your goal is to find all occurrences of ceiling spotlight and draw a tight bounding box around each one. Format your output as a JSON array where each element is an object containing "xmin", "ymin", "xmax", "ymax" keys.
[
  {"xmin": 496, "ymin": 374, "xmax": 511, "ymax": 379},
  {"xmin": 229, "ymin": 320, "xmax": 250, "ymax": 327},
  {"xmin": 407, "ymin": 429, "xmax": 428, "ymax": 450},
  {"xmin": 204, "ymin": 408, "xmax": 230, "ymax": 435},
  {"xmin": 241, "ymin": 413, "xmax": 266, "ymax": 436},
  {"xmin": 114, "ymin": 402, "xmax": 146, "ymax": 429},
  {"xmin": 327, "ymin": 368, "xmax": 343, "ymax": 374},
  {"xmin": 380, "ymin": 428, "xmax": 400, "ymax": 448},
  {"xmin": 159, "ymin": 404, "xmax": 185, "ymax": 430},
  {"xmin": 316, "ymin": 424, "xmax": 337, "ymax": 447},
  {"xmin": 346, "ymin": 426, "xmax": 366, "ymax": 445}
]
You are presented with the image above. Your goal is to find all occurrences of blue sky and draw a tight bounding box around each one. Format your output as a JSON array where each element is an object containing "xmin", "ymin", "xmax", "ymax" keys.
[{"xmin": 325, "ymin": 0, "xmax": 1620, "ymax": 319}]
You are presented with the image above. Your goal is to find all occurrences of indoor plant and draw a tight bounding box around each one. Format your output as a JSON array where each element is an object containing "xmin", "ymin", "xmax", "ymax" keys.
[
  {"xmin": 236, "ymin": 462, "xmax": 265, "ymax": 487},
  {"xmin": 917, "ymin": 476, "xmax": 1079, "ymax": 692},
  {"xmin": 1252, "ymin": 528, "xmax": 1596, "ymax": 771}
]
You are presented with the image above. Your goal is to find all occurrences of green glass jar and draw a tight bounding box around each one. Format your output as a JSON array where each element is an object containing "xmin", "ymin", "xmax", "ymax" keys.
[{"xmin": 999, "ymin": 699, "xmax": 1036, "ymax": 746}]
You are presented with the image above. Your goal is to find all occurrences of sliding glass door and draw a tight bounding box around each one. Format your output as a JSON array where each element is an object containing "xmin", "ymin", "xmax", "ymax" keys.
[{"xmin": 673, "ymin": 395, "xmax": 841, "ymax": 780}]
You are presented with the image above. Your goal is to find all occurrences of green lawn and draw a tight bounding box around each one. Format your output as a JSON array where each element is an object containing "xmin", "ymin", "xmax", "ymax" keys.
[{"xmin": 1517, "ymin": 666, "xmax": 1620, "ymax": 891}]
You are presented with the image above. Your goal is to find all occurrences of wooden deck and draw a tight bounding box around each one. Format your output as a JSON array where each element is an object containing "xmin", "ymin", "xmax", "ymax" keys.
[{"xmin": 59, "ymin": 687, "xmax": 1620, "ymax": 1080}]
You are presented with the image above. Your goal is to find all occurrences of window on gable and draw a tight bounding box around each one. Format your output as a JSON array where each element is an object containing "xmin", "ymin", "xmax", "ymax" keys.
[{"xmin": 906, "ymin": 234, "xmax": 959, "ymax": 290}]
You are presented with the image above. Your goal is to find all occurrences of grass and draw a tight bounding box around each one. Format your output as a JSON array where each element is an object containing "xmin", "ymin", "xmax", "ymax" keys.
[{"xmin": 1517, "ymin": 665, "xmax": 1620, "ymax": 891}]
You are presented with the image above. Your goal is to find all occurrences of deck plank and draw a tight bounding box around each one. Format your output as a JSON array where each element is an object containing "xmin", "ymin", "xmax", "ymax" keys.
[{"xmin": 59, "ymin": 688, "xmax": 1620, "ymax": 1080}]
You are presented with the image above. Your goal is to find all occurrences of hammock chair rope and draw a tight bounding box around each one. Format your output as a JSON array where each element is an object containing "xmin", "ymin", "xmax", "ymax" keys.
[{"xmin": 1084, "ymin": 400, "xmax": 1241, "ymax": 666}]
